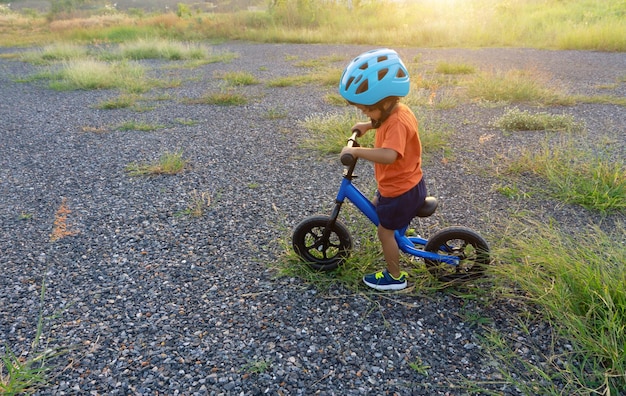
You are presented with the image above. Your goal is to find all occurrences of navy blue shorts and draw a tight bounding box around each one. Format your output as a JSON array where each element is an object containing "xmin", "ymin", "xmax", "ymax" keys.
[{"xmin": 376, "ymin": 178, "xmax": 427, "ymax": 230}]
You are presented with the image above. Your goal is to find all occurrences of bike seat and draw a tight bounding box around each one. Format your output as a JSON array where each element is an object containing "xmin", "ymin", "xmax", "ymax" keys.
[{"xmin": 416, "ymin": 196, "xmax": 438, "ymax": 218}]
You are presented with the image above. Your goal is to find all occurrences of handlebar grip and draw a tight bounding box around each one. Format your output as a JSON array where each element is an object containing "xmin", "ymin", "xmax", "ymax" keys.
[
  {"xmin": 340, "ymin": 153, "xmax": 355, "ymax": 166},
  {"xmin": 340, "ymin": 130, "xmax": 360, "ymax": 166}
]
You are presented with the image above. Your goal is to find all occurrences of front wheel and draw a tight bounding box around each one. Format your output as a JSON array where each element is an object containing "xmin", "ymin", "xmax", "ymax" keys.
[
  {"xmin": 292, "ymin": 215, "xmax": 352, "ymax": 271},
  {"xmin": 424, "ymin": 227, "xmax": 490, "ymax": 283}
]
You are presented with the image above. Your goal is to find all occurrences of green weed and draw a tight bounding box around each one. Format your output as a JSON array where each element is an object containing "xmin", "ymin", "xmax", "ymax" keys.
[
  {"xmin": 1, "ymin": 271, "xmax": 60, "ymax": 395},
  {"xmin": 264, "ymin": 107, "xmax": 287, "ymax": 120},
  {"xmin": 218, "ymin": 71, "xmax": 259, "ymax": 86},
  {"xmin": 174, "ymin": 118, "xmax": 199, "ymax": 126},
  {"xmin": 125, "ymin": 150, "xmax": 187, "ymax": 176},
  {"xmin": 117, "ymin": 38, "xmax": 209, "ymax": 60},
  {"xmin": 408, "ymin": 357, "xmax": 431, "ymax": 376},
  {"xmin": 49, "ymin": 59, "xmax": 150, "ymax": 93},
  {"xmin": 116, "ymin": 120, "xmax": 164, "ymax": 132},
  {"xmin": 466, "ymin": 69, "xmax": 563, "ymax": 105},
  {"xmin": 298, "ymin": 110, "xmax": 371, "ymax": 155},
  {"xmin": 94, "ymin": 94, "xmax": 137, "ymax": 110},
  {"xmin": 176, "ymin": 190, "xmax": 211, "ymax": 218},
  {"xmin": 435, "ymin": 61, "xmax": 475, "ymax": 75},
  {"xmin": 504, "ymin": 139, "xmax": 625, "ymax": 213},
  {"xmin": 241, "ymin": 359, "xmax": 271, "ymax": 374},
  {"xmin": 495, "ymin": 108, "xmax": 583, "ymax": 132}
]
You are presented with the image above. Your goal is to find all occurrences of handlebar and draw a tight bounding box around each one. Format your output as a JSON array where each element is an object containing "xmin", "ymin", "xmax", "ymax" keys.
[{"xmin": 340, "ymin": 130, "xmax": 360, "ymax": 166}]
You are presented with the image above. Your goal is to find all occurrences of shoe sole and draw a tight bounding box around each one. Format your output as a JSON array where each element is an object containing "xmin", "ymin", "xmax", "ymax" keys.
[{"xmin": 363, "ymin": 279, "xmax": 407, "ymax": 291}]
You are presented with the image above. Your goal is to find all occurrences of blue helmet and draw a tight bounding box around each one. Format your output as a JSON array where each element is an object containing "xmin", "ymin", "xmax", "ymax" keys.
[{"xmin": 339, "ymin": 48, "xmax": 410, "ymax": 105}]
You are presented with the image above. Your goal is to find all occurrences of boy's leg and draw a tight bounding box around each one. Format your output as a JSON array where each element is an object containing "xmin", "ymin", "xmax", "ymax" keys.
[
  {"xmin": 363, "ymin": 224, "xmax": 407, "ymax": 291},
  {"xmin": 378, "ymin": 225, "xmax": 400, "ymax": 277}
]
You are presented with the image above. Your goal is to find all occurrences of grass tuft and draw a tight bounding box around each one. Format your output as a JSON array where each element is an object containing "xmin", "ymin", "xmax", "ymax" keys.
[
  {"xmin": 1, "ymin": 266, "xmax": 61, "ymax": 395},
  {"xmin": 125, "ymin": 150, "xmax": 187, "ymax": 176},
  {"xmin": 49, "ymin": 59, "xmax": 149, "ymax": 93},
  {"xmin": 503, "ymin": 139, "xmax": 626, "ymax": 213},
  {"xmin": 218, "ymin": 71, "xmax": 259, "ymax": 86},
  {"xmin": 298, "ymin": 109, "xmax": 371, "ymax": 155},
  {"xmin": 495, "ymin": 108, "xmax": 583, "ymax": 132},
  {"xmin": 116, "ymin": 120, "xmax": 165, "ymax": 132},
  {"xmin": 183, "ymin": 90, "xmax": 248, "ymax": 106},
  {"xmin": 435, "ymin": 61, "xmax": 475, "ymax": 75},
  {"xmin": 117, "ymin": 38, "xmax": 209, "ymax": 60},
  {"xmin": 467, "ymin": 69, "xmax": 564, "ymax": 105},
  {"xmin": 176, "ymin": 190, "xmax": 211, "ymax": 218}
]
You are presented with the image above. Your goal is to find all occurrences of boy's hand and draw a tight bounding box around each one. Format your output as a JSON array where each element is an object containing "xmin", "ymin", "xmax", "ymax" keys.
[
  {"xmin": 340, "ymin": 146, "xmax": 355, "ymax": 157},
  {"xmin": 351, "ymin": 121, "xmax": 373, "ymax": 137}
]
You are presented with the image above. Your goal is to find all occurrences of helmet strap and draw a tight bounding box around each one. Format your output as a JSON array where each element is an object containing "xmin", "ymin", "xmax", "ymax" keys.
[{"xmin": 370, "ymin": 101, "xmax": 398, "ymax": 129}]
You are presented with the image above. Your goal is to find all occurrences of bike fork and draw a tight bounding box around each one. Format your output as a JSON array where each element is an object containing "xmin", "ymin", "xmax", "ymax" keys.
[{"xmin": 322, "ymin": 200, "xmax": 345, "ymax": 238}]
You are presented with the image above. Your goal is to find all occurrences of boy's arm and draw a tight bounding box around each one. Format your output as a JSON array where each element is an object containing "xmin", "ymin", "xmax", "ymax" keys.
[{"xmin": 340, "ymin": 146, "xmax": 397, "ymax": 165}]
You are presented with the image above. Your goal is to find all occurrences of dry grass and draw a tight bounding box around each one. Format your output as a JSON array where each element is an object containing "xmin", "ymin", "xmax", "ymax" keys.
[{"xmin": 50, "ymin": 197, "xmax": 78, "ymax": 242}]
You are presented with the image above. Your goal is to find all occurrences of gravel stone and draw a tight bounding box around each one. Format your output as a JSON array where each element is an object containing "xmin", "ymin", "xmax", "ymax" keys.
[{"xmin": 1, "ymin": 42, "xmax": 624, "ymax": 395}]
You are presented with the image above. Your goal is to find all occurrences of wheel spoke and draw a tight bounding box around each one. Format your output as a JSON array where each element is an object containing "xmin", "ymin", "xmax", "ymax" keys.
[
  {"xmin": 423, "ymin": 227, "xmax": 490, "ymax": 283},
  {"xmin": 292, "ymin": 216, "xmax": 353, "ymax": 271}
]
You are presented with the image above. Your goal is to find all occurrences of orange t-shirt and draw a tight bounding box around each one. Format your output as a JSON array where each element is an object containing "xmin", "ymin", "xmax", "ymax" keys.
[{"xmin": 374, "ymin": 103, "xmax": 423, "ymax": 198}]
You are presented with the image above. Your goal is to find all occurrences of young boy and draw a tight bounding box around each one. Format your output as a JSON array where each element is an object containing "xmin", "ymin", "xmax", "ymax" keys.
[{"xmin": 338, "ymin": 48, "xmax": 426, "ymax": 291}]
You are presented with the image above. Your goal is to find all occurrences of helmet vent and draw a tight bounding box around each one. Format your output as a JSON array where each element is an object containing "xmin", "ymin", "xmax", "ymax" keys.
[
  {"xmin": 345, "ymin": 76, "xmax": 355, "ymax": 90},
  {"xmin": 396, "ymin": 68, "xmax": 407, "ymax": 78},
  {"xmin": 377, "ymin": 55, "xmax": 388, "ymax": 62},
  {"xmin": 355, "ymin": 80, "xmax": 369, "ymax": 94},
  {"xmin": 378, "ymin": 69, "xmax": 388, "ymax": 81}
]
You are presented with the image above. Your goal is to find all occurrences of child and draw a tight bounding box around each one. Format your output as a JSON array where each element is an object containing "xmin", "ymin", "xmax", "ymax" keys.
[{"xmin": 338, "ymin": 48, "xmax": 426, "ymax": 291}]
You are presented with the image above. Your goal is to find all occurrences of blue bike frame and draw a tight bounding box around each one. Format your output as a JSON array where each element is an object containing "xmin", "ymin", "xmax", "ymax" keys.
[{"xmin": 331, "ymin": 133, "xmax": 460, "ymax": 267}]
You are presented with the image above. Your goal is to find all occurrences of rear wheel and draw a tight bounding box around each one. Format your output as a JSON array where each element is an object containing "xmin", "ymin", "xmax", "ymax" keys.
[
  {"xmin": 424, "ymin": 227, "xmax": 490, "ymax": 282},
  {"xmin": 292, "ymin": 215, "xmax": 352, "ymax": 271}
]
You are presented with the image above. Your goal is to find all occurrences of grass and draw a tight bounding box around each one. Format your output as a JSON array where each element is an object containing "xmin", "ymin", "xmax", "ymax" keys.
[
  {"xmin": 116, "ymin": 120, "xmax": 165, "ymax": 132},
  {"xmin": 408, "ymin": 357, "xmax": 431, "ymax": 376},
  {"xmin": 493, "ymin": 221, "xmax": 626, "ymax": 395},
  {"xmin": 298, "ymin": 109, "xmax": 370, "ymax": 155},
  {"xmin": 16, "ymin": 40, "xmax": 238, "ymax": 101},
  {"xmin": 241, "ymin": 359, "xmax": 272, "ymax": 374},
  {"xmin": 466, "ymin": 69, "xmax": 568, "ymax": 105},
  {"xmin": 94, "ymin": 94, "xmax": 138, "ymax": 110},
  {"xmin": 182, "ymin": 91, "xmax": 248, "ymax": 106},
  {"xmin": 502, "ymin": 138, "xmax": 626, "ymax": 213},
  {"xmin": 494, "ymin": 108, "xmax": 584, "ymax": 132},
  {"xmin": 20, "ymin": 43, "xmax": 89, "ymax": 64},
  {"xmin": 217, "ymin": 71, "xmax": 259, "ymax": 86},
  {"xmin": 125, "ymin": 150, "xmax": 187, "ymax": 176},
  {"xmin": 0, "ymin": 264, "xmax": 60, "ymax": 395},
  {"xmin": 264, "ymin": 107, "xmax": 287, "ymax": 120},
  {"xmin": 116, "ymin": 38, "xmax": 209, "ymax": 60},
  {"xmin": 176, "ymin": 190, "xmax": 211, "ymax": 218},
  {"xmin": 266, "ymin": 66, "xmax": 340, "ymax": 88},
  {"xmin": 2, "ymin": 1, "xmax": 625, "ymax": 50},
  {"xmin": 435, "ymin": 61, "xmax": 475, "ymax": 75},
  {"xmin": 48, "ymin": 59, "xmax": 150, "ymax": 93}
]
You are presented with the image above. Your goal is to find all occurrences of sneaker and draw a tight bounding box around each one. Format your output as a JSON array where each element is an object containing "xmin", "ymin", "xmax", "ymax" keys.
[{"xmin": 363, "ymin": 270, "xmax": 408, "ymax": 291}]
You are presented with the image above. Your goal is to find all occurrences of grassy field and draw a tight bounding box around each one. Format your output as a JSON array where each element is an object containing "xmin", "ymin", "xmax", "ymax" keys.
[
  {"xmin": 1, "ymin": 0, "xmax": 625, "ymax": 50},
  {"xmin": 0, "ymin": 0, "xmax": 625, "ymax": 395}
]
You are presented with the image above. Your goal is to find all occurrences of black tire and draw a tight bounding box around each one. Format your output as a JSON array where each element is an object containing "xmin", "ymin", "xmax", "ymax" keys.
[
  {"xmin": 424, "ymin": 226, "xmax": 490, "ymax": 283},
  {"xmin": 292, "ymin": 215, "xmax": 352, "ymax": 271}
]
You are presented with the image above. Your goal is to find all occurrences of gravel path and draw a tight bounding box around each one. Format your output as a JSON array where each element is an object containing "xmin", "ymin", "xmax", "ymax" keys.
[{"xmin": 1, "ymin": 42, "xmax": 625, "ymax": 395}]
